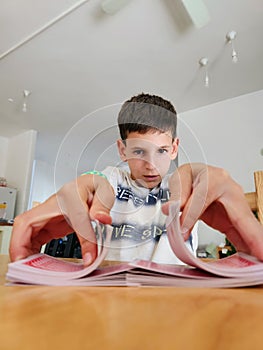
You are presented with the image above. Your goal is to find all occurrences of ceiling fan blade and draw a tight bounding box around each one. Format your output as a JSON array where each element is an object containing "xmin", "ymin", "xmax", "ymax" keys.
[
  {"xmin": 181, "ymin": 0, "xmax": 210, "ymax": 28},
  {"xmin": 101, "ymin": 0, "xmax": 132, "ymax": 15}
]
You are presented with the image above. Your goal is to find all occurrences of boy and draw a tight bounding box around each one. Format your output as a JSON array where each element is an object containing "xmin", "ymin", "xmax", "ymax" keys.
[
  {"xmin": 85, "ymin": 93, "xmax": 197, "ymax": 262},
  {"xmin": 9, "ymin": 93, "xmax": 263, "ymax": 266}
]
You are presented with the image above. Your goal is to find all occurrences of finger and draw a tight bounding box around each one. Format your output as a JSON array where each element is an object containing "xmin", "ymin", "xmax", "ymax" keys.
[
  {"xmin": 219, "ymin": 190, "xmax": 263, "ymax": 260},
  {"xmin": 180, "ymin": 179, "xmax": 211, "ymax": 237},
  {"xmin": 56, "ymin": 201, "xmax": 98, "ymax": 266},
  {"xmin": 170, "ymin": 164, "xmax": 194, "ymax": 204},
  {"xmin": 223, "ymin": 214, "xmax": 263, "ymax": 260},
  {"xmin": 198, "ymin": 170, "xmax": 263, "ymax": 260},
  {"xmin": 55, "ymin": 176, "xmax": 113, "ymax": 265},
  {"xmin": 9, "ymin": 198, "xmax": 63, "ymax": 261},
  {"xmin": 178, "ymin": 164, "xmax": 228, "ymax": 238},
  {"xmin": 163, "ymin": 164, "xmax": 210, "ymax": 235},
  {"xmin": 56, "ymin": 180, "xmax": 97, "ymax": 246},
  {"xmin": 89, "ymin": 180, "xmax": 115, "ymax": 224},
  {"xmin": 10, "ymin": 217, "xmax": 36, "ymax": 261},
  {"xmin": 74, "ymin": 220, "xmax": 98, "ymax": 266},
  {"xmin": 162, "ymin": 164, "xmax": 193, "ymax": 216}
]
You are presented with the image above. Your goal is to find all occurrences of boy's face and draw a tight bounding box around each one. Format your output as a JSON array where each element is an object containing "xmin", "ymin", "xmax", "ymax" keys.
[{"xmin": 117, "ymin": 131, "xmax": 178, "ymax": 189}]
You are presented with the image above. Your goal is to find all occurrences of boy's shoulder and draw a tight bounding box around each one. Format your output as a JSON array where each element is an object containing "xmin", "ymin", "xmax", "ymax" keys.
[
  {"xmin": 101, "ymin": 165, "xmax": 129, "ymax": 183},
  {"xmin": 102, "ymin": 166, "xmax": 172, "ymax": 190},
  {"xmin": 102, "ymin": 165, "xmax": 129, "ymax": 178}
]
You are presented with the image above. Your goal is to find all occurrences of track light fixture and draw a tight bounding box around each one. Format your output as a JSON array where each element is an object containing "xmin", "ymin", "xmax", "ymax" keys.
[
  {"xmin": 226, "ymin": 30, "xmax": 238, "ymax": 63},
  {"xmin": 199, "ymin": 57, "xmax": 209, "ymax": 88},
  {"xmin": 22, "ymin": 90, "xmax": 31, "ymax": 113}
]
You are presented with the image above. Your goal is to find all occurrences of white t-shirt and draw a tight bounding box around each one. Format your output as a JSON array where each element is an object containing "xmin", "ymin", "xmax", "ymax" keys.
[{"xmin": 101, "ymin": 166, "xmax": 198, "ymax": 264}]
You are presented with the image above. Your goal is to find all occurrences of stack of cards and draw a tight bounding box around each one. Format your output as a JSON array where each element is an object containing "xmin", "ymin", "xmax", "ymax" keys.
[{"xmin": 6, "ymin": 202, "xmax": 263, "ymax": 287}]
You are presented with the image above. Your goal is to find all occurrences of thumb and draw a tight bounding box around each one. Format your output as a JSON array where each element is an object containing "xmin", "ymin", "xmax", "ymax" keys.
[
  {"xmin": 89, "ymin": 181, "xmax": 114, "ymax": 224},
  {"xmin": 162, "ymin": 166, "xmax": 191, "ymax": 216},
  {"xmin": 161, "ymin": 201, "xmax": 171, "ymax": 216},
  {"xmin": 77, "ymin": 230, "xmax": 98, "ymax": 267}
]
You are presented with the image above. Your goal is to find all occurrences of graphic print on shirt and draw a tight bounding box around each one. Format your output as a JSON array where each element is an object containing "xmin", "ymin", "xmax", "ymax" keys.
[
  {"xmin": 116, "ymin": 185, "xmax": 170, "ymax": 207},
  {"xmin": 111, "ymin": 184, "xmax": 170, "ymax": 242}
]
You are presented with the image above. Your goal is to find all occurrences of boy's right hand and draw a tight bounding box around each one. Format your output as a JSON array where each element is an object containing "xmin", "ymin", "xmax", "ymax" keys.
[{"xmin": 9, "ymin": 175, "xmax": 115, "ymax": 266}]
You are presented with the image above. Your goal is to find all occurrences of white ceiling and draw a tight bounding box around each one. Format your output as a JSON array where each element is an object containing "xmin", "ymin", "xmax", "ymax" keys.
[{"xmin": 1, "ymin": 0, "xmax": 263, "ymax": 166}]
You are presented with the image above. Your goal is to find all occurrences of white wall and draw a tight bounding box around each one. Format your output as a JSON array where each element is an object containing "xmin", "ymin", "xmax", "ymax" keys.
[
  {"xmin": 28, "ymin": 159, "xmax": 55, "ymax": 208},
  {"xmin": 5, "ymin": 130, "xmax": 37, "ymax": 215},
  {"xmin": 0, "ymin": 136, "xmax": 8, "ymax": 176},
  {"xmin": 179, "ymin": 90, "xmax": 263, "ymax": 191},
  {"xmin": 179, "ymin": 89, "xmax": 263, "ymax": 245}
]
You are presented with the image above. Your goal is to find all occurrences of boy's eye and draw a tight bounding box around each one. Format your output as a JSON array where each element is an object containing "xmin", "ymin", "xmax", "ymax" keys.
[
  {"xmin": 133, "ymin": 149, "xmax": 144, "ymax": 156},
  {"xmin": 158, "ymin": 148, "xmax": 168, "ymax": 154}
]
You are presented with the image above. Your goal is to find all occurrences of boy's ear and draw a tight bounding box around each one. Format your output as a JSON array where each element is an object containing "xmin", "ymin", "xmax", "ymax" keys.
[
  {"xmin": 117, "ymin": 139, "xmax": 127, "ymax": 161},
  {"xmin": 170, "ymin": 138, "xmax": 179, "ymax": 160}
]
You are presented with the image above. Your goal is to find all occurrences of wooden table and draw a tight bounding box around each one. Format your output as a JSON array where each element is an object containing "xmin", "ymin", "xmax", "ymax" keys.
[{"xmin": 1, "ymin": 254, "xmax": 263, "ymax": 350}]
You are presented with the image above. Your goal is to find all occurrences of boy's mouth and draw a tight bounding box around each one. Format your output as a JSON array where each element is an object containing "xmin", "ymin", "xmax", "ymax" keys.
[{"xmin": 143, "ymin": 175, "xmax": 159, "ymax": 181}]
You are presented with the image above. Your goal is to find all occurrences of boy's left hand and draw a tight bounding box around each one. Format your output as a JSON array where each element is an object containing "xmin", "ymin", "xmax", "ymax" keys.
[{"xmin": 162, "ymin": 163, "xmax": 263, "ymax": 260}]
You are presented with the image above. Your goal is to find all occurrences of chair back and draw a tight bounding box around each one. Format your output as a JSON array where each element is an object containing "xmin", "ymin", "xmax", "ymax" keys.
[{"xmin": 245, "ymin": 171, "xmax": 263, "ymax": 224}]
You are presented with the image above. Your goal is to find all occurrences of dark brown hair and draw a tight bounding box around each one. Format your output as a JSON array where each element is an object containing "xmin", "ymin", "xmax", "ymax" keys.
[{"xmin": 118, "ymin": 93, "xmax": 177, "ymax": 140}]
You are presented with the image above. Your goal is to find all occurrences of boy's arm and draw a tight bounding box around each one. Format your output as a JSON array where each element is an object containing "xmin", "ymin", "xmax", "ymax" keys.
[
  {"xmin": 9, "ymin": 174, "xmax": 115, "ymax": 266},
  {"xmin": 162, "ymin": 163, "xmax": 263, "ymax": 261}
]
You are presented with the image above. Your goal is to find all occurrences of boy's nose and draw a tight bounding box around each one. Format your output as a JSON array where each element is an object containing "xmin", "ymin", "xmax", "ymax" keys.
[{"xmin": 144, "ymin": 155, "xmax": 156, "ymax": 169}]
